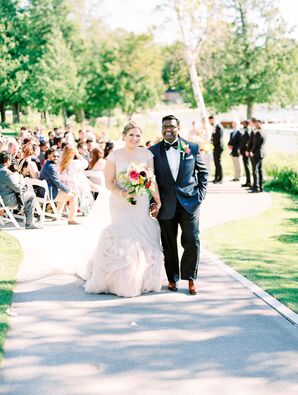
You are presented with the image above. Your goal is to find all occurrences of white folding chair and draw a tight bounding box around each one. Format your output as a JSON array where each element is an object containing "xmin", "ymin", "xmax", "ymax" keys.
[
  {"xmin": 0, "ymin": 195, "xmax": 22, "ymax": 229},
  {"xmin": 24, "ymin": 178, "xmax": 62, "ymax": 224}
]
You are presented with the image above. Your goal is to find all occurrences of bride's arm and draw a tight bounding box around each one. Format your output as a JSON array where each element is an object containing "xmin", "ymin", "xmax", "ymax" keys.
[
  {"xmin": 104, "ymin": 159, "xmax": 132, "ymax": 199},
  {"xmin": 147, "ymin": 156, "xmax": 161, "ymax": 216}
]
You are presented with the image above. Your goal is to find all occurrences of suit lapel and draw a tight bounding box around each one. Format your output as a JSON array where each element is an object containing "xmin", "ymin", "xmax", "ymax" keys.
[{"xmin": 176, "ymin": 137, "xmax": 185, "ymax": 183}]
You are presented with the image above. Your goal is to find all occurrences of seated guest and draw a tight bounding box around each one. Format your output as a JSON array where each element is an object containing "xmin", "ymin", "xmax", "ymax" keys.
[
  {"xmin": 87, "ymin": 147, "xmax": 105, "ymax": 187},
  {"xmin": 7, "ymin": 138, "xmax": 20, "ymax": 173},
  {"xmin": 103, "ymin": 141, "xmax": 114, "ymax": 159},
  {"xmin": 0, "ymin": 151, "xmax": 40, "ymax": 229},
  {"xmin": 18, "ymin": 143, "xmax": 40, "ymax": 179},
  {"xmin": 38, "ymin": 141, "xmax": 49, "ymax": 168},
  {"xmin": 48, "ymin": 131, "xmax": 56, "ymax": 147},
  {"xmin": 77, "ymin": 142, "xmax": 90, "ymax": 163},
  {"xmin": 59, "ymin": 145, "xmax": 93, "ymax": 215},
  {"xmin": 76, "ymin": 129, "xmax": 86, "ymax": 144},
  {"xmin": 40, "ymin": 148, "xmax": 79, "ymax": 224}
]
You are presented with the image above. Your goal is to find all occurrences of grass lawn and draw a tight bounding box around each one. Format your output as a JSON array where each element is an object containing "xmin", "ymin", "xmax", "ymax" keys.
[
  {"xmin": 202, "ymin": 191, "xmax": 298, "ymax": 313},
  {"xmin": 0, "ymin": 231, "xmax": 23, "ymax": 362}
]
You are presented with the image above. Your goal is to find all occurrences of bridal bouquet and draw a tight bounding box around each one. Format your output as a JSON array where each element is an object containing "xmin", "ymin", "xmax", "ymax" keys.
[{"xmin": 117, "ymin": 162, "xmax": 155, "ymax": 205}]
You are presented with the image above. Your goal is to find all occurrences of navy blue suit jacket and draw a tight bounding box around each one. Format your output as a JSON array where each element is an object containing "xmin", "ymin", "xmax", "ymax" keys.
[
  {"xmin": 40, "ymin": 160, "xmax": 70, "ymax": 200},
  {"xmin": 149, "ymin": 137, "xmax": 208, "ymax": 220}
]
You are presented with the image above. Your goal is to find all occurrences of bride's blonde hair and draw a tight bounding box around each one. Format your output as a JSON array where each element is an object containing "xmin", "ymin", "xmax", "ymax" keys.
[{"xmin": 122, "ymin": 121, "xmax": 142, "ymax": 137}]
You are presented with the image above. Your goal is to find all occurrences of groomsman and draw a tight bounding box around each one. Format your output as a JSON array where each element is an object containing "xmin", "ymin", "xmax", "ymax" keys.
[
  {"xmin": 249, "ymin": 120, "xmax": 266, "ymax": 193},
  {"xmin": 228, "ymin": 120, "xmax": 241, "ymax": 181},
  {"xmin": 208, "ymin": 115, "xmax": 224, "ymax": 183},
  {"xmin": 239, "ymin": 120, "xmax": 252, "ymax": 187}
]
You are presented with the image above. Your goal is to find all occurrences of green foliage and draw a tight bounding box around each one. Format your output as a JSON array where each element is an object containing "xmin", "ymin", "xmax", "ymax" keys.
[
  {"xmin": 85, "ymin": 33, "xmax": 164, "ymax": 118},
  {"xmin": 0, "ymin": 232, "xmax": 23, "ymax": 362},
  {"xmin": 264, "ymin": 153, "xmax": 298, "ymax": 194},
  {"xmin": 202, "ymin": 192, "xmax": 298, "ymax": 312}
]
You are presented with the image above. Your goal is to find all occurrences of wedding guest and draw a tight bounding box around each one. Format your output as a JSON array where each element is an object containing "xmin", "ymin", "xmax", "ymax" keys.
[
  {"xmin": 18, "ymin": 143, "xmax": 39, "ymax": 179},
  {"xmin": 59, "ymin": 145, "xmax": 93, "ymax": 215},
  {"xmin": 40, "ymin": 148, "xmax": 79, "ymax": 224},
  {"xmin": 86, "ymin": 147, "xmax": 106, "ymax": 190},
  {"xmin": 38, "ymin": 141, "xmax": 49, "ymax": 168},
  {"xmin": 208, "ymin": 115, "xmax": 224, "ymax": 183},
  {"xmin": 48, "ymin": 131, "xmax": 56, "ymax": 147},
  {"xmin": 7, "ymin": 138, "xmax": 20, "ymax": 173},
  {"xmin": 86, "ymin": 138, "xmax": 95, "ymax": 159},
  {"xmin": 76, "ymin": 129, "xmax": 86, "ymax": 144},
  {"xmin": 77, "ymin": 142, "xmax": 90, "ymax": 163},
  {"xmin": 250, "ymin": 120, "xmax": 266, "ymax": 193},
  {"xmin": 32, "ymin": 144, "xmax": 41, "ymax": 171},
  {"xmin": 103, "ymin": 141, "xmax": 114, "ymax": 159},
  {"xmin": 0, "ymin": 151, "xmax": 40, "ymax": 229},
  {"xmin": 228, "ymin": 120, "xmax": 241, "ymax": 181},
  {"xmin": 188, "ymin": 121, "xmax": 199, "ymax": 141},
  {"xmin": 198, "ymin": 117, "xmax": 212, "ymax": 173},
  {"xmin": 240, "ymin": 120, "xmax": 252, "ymax": 187}
]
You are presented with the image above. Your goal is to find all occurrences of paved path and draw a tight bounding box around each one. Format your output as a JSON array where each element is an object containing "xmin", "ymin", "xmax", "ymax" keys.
[{"xmin": 1, "ymin": 181, "xmax": 298, "ymax": 395}]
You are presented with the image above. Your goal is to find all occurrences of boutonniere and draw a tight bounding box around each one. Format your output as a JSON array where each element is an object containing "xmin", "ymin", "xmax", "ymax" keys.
[{"xmin": 178, "ymin": 141, "xmax": 191, "ymax": 158}]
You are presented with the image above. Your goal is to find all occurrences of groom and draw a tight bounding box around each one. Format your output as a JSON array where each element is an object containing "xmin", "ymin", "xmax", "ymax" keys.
[{"xmin": 150, "ymin": 115, "xmax": 208, "ymax": 295}]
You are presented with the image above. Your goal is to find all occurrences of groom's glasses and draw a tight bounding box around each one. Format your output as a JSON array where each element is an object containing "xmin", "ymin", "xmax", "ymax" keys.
[{"xmin": 162, "ymin": 125, "xmax": 177, "ymax": 130}]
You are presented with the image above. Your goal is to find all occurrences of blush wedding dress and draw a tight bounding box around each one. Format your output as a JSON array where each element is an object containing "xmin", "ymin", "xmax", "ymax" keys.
[{"xmin": 80, "ymin": 147, "xmax": 165, "ymax": 297}]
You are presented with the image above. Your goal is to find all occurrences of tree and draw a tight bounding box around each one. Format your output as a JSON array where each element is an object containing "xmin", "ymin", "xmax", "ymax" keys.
[
  {"xmin": 157, "ymin": 0, "xmax": 224, "ymax": 121},
  {"xmin": 22, "ymin": 0, "xmax": 79, "ymax": 122},
  {"xmin": 85, "ymin": 33, "xmax": 164, "ymax": 119},
  {"xmin": 0, "ymin": 0, "xmax": 28, "ymax": 123},
  {"xmin": 204, "ymin": 0, "xmax": 298, "ymax": 118}
]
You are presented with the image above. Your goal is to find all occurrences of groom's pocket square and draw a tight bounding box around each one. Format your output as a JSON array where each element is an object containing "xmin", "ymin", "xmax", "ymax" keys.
[{"xmin": 185, "ymin": 155, "xmax": 194, "ymax": 160}]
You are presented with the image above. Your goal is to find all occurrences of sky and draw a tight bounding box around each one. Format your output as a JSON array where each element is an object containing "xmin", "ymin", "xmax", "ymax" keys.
[{"xmin": 88, "ymin": 0, "xmax": 298, "ymax": 43}]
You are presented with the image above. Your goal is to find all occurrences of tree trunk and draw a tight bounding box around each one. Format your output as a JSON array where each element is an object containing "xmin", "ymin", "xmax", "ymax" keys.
[
  {"xmin": 0, "ymin": 103, "xmax": 5, "ymax": 123},
  {"xmin": 175, "ymin": 0, "xmax": 209, "ymax": 121},
  {"xmin": 246, "ymin": 101, "xmax": 253, "ymax": 119},
  {"xmin": 75, "ymin": 108, "xmax": 85, "ymax": 123},
  {"xmin": 12, "ymin": 103, "xmax": 20, "ymax": 123},
  {"xmin": 63, "ymin": 107, "xmax": 68, "ymax": 126}
]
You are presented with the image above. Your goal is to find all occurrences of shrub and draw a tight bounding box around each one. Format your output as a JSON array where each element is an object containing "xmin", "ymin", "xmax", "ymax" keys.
[{"xmin": 265, "ymin": 153, "xmax": 298, "ymax": 194}]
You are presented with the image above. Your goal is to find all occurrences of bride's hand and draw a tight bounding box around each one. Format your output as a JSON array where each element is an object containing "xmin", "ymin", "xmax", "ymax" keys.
[
  {"xmin": 150, "ymin": 202, "xmax": 161, "ymax": 218},
  {"xmin": 121, "ymin": 189, "xmax": 135, "ymax": 200}
]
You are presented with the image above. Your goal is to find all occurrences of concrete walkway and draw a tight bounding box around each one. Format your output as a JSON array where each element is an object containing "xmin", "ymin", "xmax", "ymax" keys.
[{"xmin": 1, "ymin": 181, "xmax": 298, "ymax": 395}]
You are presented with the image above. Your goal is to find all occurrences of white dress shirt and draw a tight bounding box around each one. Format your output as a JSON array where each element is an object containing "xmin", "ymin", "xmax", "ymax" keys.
[{"xmin": 165, "ymin": 139, "xmax": 181, "ymax": 180}]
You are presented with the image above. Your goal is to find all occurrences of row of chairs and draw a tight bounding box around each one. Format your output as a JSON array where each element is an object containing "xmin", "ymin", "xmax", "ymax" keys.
[{"xmin": 0, "ymin": 179, "xmax": 62, "ymax": 230}]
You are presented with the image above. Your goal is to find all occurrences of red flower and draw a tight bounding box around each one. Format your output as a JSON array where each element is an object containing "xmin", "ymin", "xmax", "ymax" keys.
[
  {"xmin": 129, "ymin": 170, "xmax": 140, "ymax": 180},
  {"xmin": 145, "ymin": 180, "xmax": 152, "ymax": 189}
]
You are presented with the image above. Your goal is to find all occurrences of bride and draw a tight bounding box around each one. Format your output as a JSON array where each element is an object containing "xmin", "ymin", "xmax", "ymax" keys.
[{"xmin": 82, "ymin": 122, "xmax": 165, "ymax": 297}]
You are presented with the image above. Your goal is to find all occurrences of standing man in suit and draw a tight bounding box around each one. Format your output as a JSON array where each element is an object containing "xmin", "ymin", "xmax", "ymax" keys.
[
  {"xmin": 0, "ymin": 151, "xmax": 40, "ymax": 229},
  {"xmin": 239, "ymin": 120, "xmax": 252, "ymax": 187},
  {"xmin": 150, "ymin": 115, "xmax": 208, "ymax": 295},
  {"xmin": 208, "ymin": 115, "xmax": 224, "ymax": 183},
  {"xmin": 228, "ymin": 120, "xmax": 241, "ymax": 181},
  {"xmin": 249, "ymin": 120, "xmax": 266, "ymax": 193}
]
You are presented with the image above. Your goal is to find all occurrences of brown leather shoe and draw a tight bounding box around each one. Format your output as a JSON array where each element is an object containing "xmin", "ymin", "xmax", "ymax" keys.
[
  {"xmin": 188, "ymin": 280, "xmax": 197, "ymax": 295},
  {"xmin": 168, "ymin": 282, "xmax": 177, "ymax": 292}
]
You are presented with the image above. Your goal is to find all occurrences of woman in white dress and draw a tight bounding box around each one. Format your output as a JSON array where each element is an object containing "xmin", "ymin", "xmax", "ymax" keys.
[{"xmin": 84, "ymin": 122, "xmax": 164, "ymax": 297}]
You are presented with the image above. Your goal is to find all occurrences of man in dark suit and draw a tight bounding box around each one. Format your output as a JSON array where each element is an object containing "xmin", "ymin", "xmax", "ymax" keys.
[
  {"xmin": 239, "ymin": 120, "xmax": 252, "ymax": 187},
  {"xmin": 249, "ymin": 120, "xmax": 266, "ymax": 192},
  {"xmin": 228, "ymin": 121, "xmax": 241, "ymax": 181},
  {"xmin": 149, "ymin": 115, "xmax": 208, "ymax": 295},
  {"xmin": 208, "ymin": 115, "xmax": 224, "ymax": 183}
]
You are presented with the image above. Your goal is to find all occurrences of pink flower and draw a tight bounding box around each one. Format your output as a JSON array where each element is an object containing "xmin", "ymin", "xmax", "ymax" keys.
[
  {"xmin": 129, "ymin": 170, "xmax": 140, "ymax": 181},
  {"xmin": 185, "ymin": 148, "xmax": 191, "ymax": 154}
]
